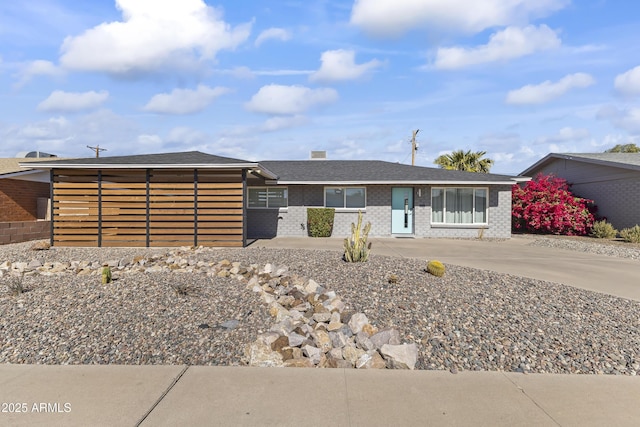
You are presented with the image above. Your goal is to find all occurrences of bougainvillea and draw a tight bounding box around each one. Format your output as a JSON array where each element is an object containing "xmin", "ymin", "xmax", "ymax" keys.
[{"xmin": 512, "ymin": 173, "xmax": 596, "ymax": 236}]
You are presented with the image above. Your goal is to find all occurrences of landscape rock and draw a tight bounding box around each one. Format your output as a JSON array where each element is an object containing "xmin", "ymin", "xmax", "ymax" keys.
[{"xmin": 380, "ymin": 344, "xmax": 418, "ymax": 370}]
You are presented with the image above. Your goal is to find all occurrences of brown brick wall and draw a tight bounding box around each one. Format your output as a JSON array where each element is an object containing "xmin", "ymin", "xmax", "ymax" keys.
[
  {"xmin": 0, "ymin": 220, "xmax": 51, "ymax": 245},
  {"xmin": 0, "ymin": 179, "xmax": 50, "ymax": 221}
]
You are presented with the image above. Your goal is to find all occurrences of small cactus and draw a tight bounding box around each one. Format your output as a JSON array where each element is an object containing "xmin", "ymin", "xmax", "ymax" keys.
[
  {"xmin": 387, "ymin": 274, "xmax": 399, "ymax": 284},
  {"xmin": 426, "ymin": 260, "xmax": 445, "ymax": 277},
  {"xmin": 343, "ymin": 210, "xmax": 372, "ymax": 262},
  {"xmin": 102, "ymin": 265, "xmax": 112, "ymax": 284}
]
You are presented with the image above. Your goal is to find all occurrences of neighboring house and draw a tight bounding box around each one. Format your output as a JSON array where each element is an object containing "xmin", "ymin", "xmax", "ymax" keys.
[
  {"xmin": 26, "ymin": 151, "xmax": 527, "ymax": 248},
  {"xmin": 0, "ymin": 158, "xmax": 54, "ymax": 244},
  {"xmin": 521, "ymin": 153, "xmax": 640, "ymax": 230}
]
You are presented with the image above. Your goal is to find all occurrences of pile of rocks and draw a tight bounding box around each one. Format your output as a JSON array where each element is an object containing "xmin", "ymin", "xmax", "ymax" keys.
[{"xmin": 243, "ymin": 263, "xmax": 418, "ymax": 369}]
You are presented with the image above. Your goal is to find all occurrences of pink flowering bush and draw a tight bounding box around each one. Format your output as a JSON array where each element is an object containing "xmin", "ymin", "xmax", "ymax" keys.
[{"xmin": 512, "ymin": 173, "xmax": 596, "ymax": 236}]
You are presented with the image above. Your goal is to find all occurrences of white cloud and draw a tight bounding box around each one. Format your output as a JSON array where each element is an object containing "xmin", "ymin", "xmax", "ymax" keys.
[
  {"xmin": 37, "ymin": 90, "xmax": 109, "ymax": 112},
  {"xmin": 59, "ymin": 0, "xmax": 251, "ymax": 76},
  {"xmin": 15, "ymin": 60, "xmax": 64, "ymax": 88},
  {"xmin": 143, "ymin": 85, "xmax": 230, "ymax": 115},
  {"xmin": 434, "ymin": 25, "xmax": 560, "ymax": 69},
  {"xmin": 309, "ymin": 49, "xmax": 382, "ymax": 83},
  {"xmin": 535, "ymin": 127, "xmax": 590, "ymax": 144},
  {"xmin": 614, "ymin": 65, "xmax": 640, "ymax": 97},
  {"xmin": 505, "ymin": 73, "xmax": 595, "ymax": 105},
  {"xmin": 255, "ymin": 28, "xmax": 291, "ymax": 46},
  {"xmin": 260, "ymin": 115, "xmax": 309, "ymax": 132},
  {"xmin": 597, "ymin": 105, "xmax": 640, "ymax": 134},
  {"xmin": 350, "ymin": 0, "xmax": 568, "ymax": 37},
  {"xmin": 245, "ymin": 84, "xmax": 338, "ymax": 115}
]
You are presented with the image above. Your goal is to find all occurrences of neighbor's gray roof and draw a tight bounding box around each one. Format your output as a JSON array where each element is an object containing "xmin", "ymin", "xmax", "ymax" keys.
[
  {"xmin": 21, "ymin": 151, "xmax": 279, "ymax": 179},
  {"xmin": 260, "ymin": 160, "xmax": 525, "ymax": 184},
  {"xmin": 0, "ymin": 157, "xmax": 68, "ymax": 177},
  {"xmin": 520, "ymin": 153, "xmax": 640, "ymax": 176}
]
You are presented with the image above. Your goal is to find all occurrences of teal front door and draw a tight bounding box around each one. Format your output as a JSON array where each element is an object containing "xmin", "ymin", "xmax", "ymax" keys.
[{"xmin": 391, "ymin": 187, "xmax": 414, "ymax": 234}]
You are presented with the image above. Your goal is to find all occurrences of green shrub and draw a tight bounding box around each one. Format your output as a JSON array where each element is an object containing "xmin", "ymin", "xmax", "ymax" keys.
[
  {"xmin": 619, "ymin": 225, "xmax": 640, "ymax": 243},
  {"xmin": 343, "ymin": 211, "xmax": 372, "ymax": 262},
  {"xmin": 307, "ymin": 208, "xmax": 335, "ymax": 237},
  {"xmin": 426, "ymin": 260, "xmax": 445, "ymax": 277},
  {"xmin": 590, "ymin": 220, "xmax": 617, "ymax": 239}
]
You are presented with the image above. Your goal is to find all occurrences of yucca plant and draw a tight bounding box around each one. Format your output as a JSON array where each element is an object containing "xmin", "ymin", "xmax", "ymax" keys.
[{"xmin": 343, "ymin": 211, "xmax": 372, "ymax": 262}]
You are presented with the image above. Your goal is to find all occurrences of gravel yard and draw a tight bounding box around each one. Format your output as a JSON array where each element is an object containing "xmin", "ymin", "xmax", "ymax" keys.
[{"xmin": 1, "ymin": 238, "xmax": 639, "ymax": 374}]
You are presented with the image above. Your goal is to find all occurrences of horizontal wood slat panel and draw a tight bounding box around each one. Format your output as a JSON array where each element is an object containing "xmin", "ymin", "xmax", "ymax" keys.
[
  {"xmin": 53, "ymin": 234, "xmax": 99, "ymax": 240},
  {"xmin": 53, "ymin": 241, "xmax": 100, "ymax": 247},
  {"xmin": 52, "ymin": 167, "xmax": 246, "ymax": 248},
  {"xmin": 101, "ymin": 235, "xmax": 148, "ymax": 241},
  {"xmin": 101, "ymin": 241, "xmax": 148, "ymax": 247},
  {"xmin": 197, "ymin": 182, "xmax": 243, "ymax": 189}
]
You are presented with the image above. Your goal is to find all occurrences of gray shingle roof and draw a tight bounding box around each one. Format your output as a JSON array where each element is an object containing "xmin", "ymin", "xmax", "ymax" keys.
[
  {"xmin": 28, "ymin": 151, "xmax": 251, "ymax": 166},
  {"xmin": 260, "ymin": 160, "xmax": 523, "ymax": 184},
  {"xmin": 521, "ymin": 153, "xmax": 640, "ymax": 176}
]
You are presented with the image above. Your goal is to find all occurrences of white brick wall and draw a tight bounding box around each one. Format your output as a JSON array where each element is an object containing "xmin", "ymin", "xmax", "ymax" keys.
[{"xmin": 247, "ymin": 184, "xmax": 513, "ymax": 239}]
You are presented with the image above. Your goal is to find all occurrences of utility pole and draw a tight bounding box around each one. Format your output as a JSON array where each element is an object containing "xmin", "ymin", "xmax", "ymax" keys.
[
  {"xmin": 411, "ymin": 129, "xmax": 419, "ymax": 166},
  {"xmin": 87, "ymin": 145, "xmax": 107, "ymax": 158}
]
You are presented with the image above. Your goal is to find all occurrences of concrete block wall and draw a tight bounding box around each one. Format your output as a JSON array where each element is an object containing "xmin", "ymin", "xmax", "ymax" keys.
[
  {"xmin": 572, "ymin": 178, "xmax": 640, "ymax": 230},
  {"xmin": 0, "ymin": 221, "xmax": 51, "ymax": 245},
  {"xmin": 0, "ymin": 179, "xmax": 50, "ymax": 222},
  {"xmin": 247, "ymin": 184, "xmax": 513, "ymax": 239}
]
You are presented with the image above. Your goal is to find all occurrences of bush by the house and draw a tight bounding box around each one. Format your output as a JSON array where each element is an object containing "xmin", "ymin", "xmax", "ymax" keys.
[
  {"xmin": 512, "ymin": 173, "xmax": 596, "ymax": 236},
  {"xmin": 590, "ymin": 220, "xmax": 618, "ymax": 239},
  {"xmin": 619, "ymin": 225, "xmax": 640, "ymax": 243},
  {"xmin": 307, "ymin": 208, "xmax": 335, "ymax": 237}
]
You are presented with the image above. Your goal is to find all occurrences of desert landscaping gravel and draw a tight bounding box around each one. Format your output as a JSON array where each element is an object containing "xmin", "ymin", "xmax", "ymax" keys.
[{"xmin": 0, "ymin": 238, "xmax": 638, "ymax": 375}]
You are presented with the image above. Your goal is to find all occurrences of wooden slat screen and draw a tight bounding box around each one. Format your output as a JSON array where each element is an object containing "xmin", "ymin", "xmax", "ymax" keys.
[
  {"xmin": 101, "ymin": 170, "xmax": 147, "ymax": 247},
  {"xmin": 197, "ymin": 171, "xmax": 244, "ymax": 247},
  {"xmin": 52, "ymin": 168, "xmax": 245, "ymax": 247},
  {"xmin": 53, "ymin": 170, "xmax": 100, "ymax": 247}
]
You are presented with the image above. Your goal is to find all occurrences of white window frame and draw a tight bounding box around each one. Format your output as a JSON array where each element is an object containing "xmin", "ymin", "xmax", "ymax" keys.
[
  {"xmin": 431, "ymin": 187, "xmax": 489, "ymax": 225},
  {"xmin": 324, "ymin": 186, "xmax": 367, "ymax": 210},
  {"xmin": 247, "ymin": 186, "xmax": 288, "ymax": 209}
]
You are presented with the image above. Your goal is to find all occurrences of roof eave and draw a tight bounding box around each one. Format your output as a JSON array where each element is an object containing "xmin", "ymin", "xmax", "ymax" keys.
[
  {"xmin": 0, "ymin": 169, "xmax": 46, "ymax": 179},
  {"xmin": 275, "ymin": 179, "xmax": 523, "ymax": 185}
]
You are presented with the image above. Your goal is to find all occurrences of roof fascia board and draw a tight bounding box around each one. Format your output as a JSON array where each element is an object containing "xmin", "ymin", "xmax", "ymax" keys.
[
  {"xmin": 275, "ymin": 179, "xmax": 524, "ymax": 185},
  {"xmin": 562, "ymin": 156, "xmax": 640, "ymax": 172},
  {"xmin": 0, "ymin": 169, "xmax": 45, "ymax": 179},
  {"xmin": 521, "ymin": 153, "xmax": 640, "ymax": 176}
]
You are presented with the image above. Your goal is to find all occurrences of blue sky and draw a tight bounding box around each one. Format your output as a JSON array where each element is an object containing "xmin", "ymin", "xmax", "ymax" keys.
[{"xmin": 1, "ymin": 0, "xmax": 640, "ymax": 174}]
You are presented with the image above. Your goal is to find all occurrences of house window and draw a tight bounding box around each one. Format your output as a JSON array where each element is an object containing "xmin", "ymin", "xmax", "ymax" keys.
[
  {"xmin": 325, "ymin": 187, "xmax": 366, "ymax": 209},
  {"xmin": 431, "ymin": 188, "xmax": 488, "ymax": 224},
  {"xmin": 248, "ymin": 187, "xmax": 288, "ymax": 208}
]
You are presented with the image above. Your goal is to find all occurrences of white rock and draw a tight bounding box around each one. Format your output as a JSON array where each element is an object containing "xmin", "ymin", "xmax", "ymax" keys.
[
  {"xmin": 380, "ymin": 344, "xmax": 418, "ymax": 370},
  {"xmin": 244, "ymin": 342, "xmax": 284, "ymax": 367},
  {"xmin": 304, "ymin": 279, "xmax": 320, "ymax": 294},
  {"xmin": 348, "ymin": 313, "xmax": 369, "ymax": 334},
  {"xmin": 303, "ymin": 345, "xmax": 322, "ymax": 365}
]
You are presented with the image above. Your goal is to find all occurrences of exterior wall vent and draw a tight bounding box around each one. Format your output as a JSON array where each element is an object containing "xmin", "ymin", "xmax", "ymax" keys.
[{"xmin": 310, "ymin": 151, "xmax": 327, "ymax": 160}]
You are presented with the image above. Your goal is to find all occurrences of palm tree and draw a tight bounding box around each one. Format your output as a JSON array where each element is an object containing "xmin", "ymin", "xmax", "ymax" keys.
[{"xmin": 433, "ymin": 149, "xmax": 494, "ymax": 173}]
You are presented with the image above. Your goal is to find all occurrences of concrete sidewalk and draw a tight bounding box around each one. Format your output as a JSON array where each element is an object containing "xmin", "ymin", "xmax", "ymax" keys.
[
  {"xmin": 2, "ymin": 236, "xmax": 639, "ymax": 426},
  {"xmin": 1, "ymin": 365, "xmax": 639, "ymax": 427},
  {"xmin": 252, "ymin": 236, "xmax": 640, "ymax": 301}
]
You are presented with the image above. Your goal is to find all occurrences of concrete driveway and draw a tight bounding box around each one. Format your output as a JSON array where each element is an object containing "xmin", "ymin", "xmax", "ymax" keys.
[{"xmin": 252, "ymin": 236, "xmax": 640, "ymax": 301}]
